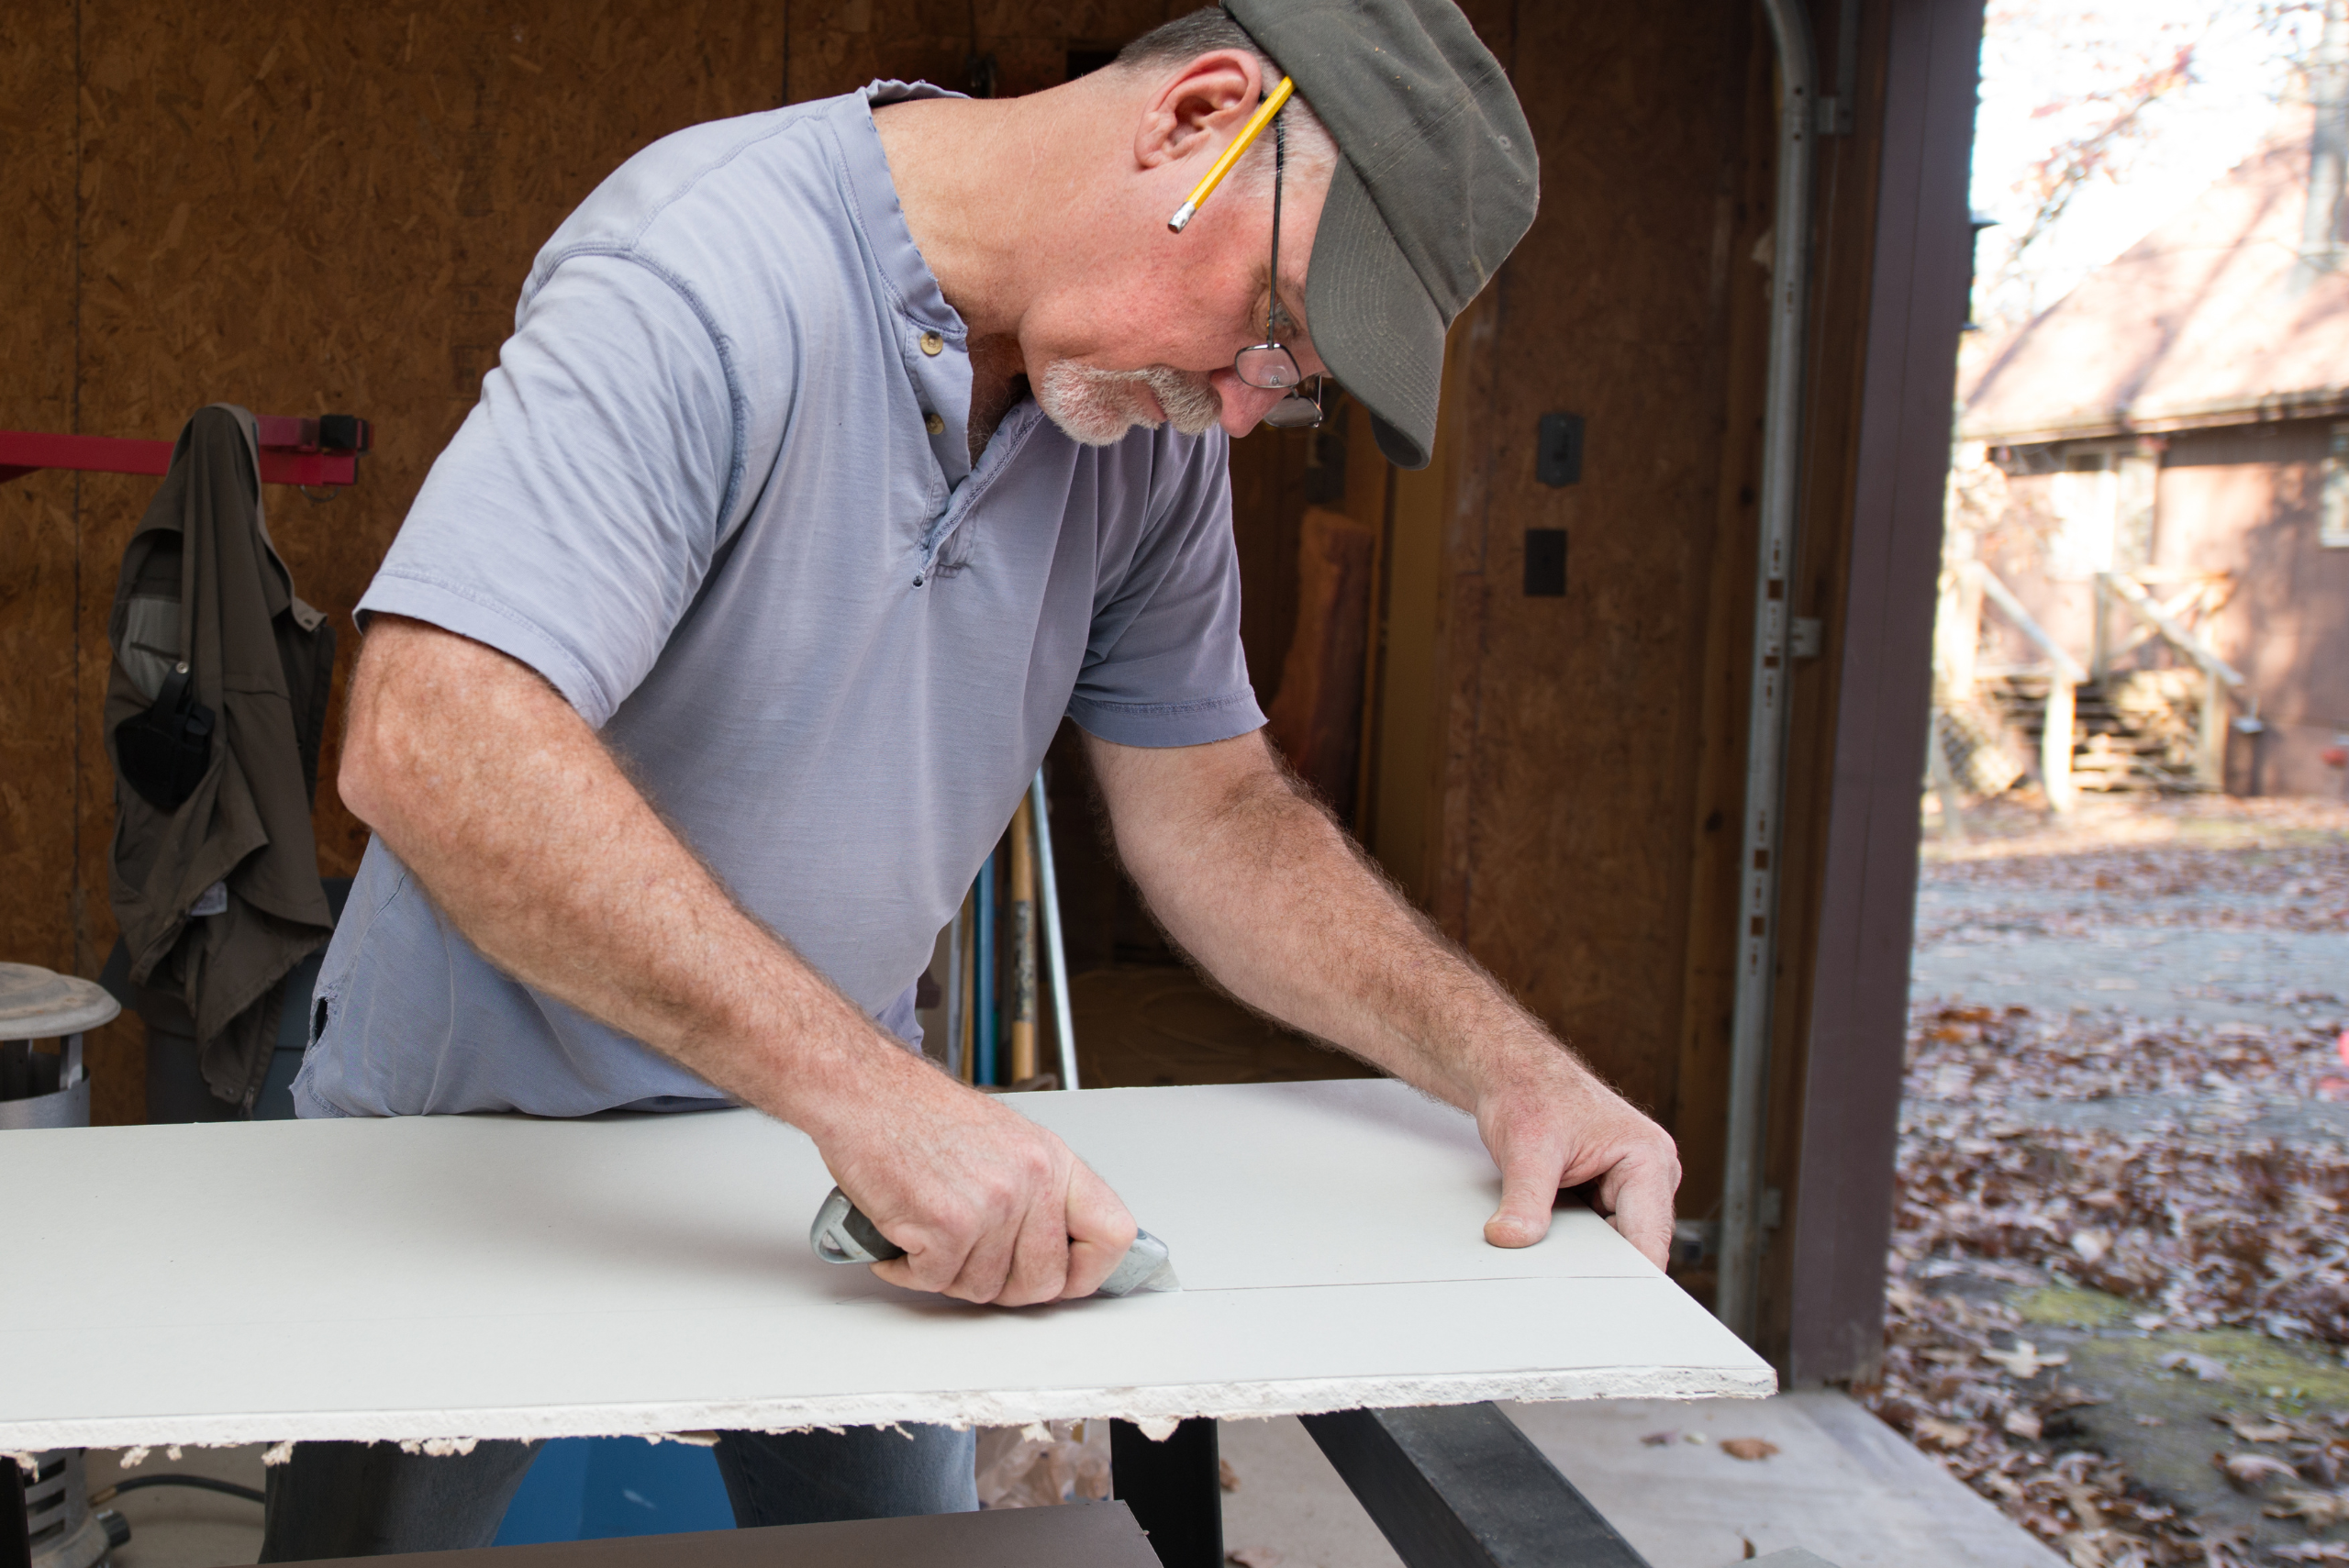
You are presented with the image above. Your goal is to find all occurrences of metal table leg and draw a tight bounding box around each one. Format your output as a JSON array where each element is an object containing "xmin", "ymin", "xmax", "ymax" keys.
[
  {"xmin": 1110, "ymin": 1418, "xmax": 1223, "ymax": 1568},
  {"xmin": 6, "ymin": 1458, "xmax": 30, "ymax": 1568},
  {"xmin": 1302, "ymin": 1404, "xmax": 1652, "ymax": 1568}
]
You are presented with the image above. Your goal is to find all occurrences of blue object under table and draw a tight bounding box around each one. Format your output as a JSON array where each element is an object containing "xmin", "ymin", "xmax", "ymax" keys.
[{"xmin": 494, "ymin": 1438, "xmax": 733, "ymax": 1544}]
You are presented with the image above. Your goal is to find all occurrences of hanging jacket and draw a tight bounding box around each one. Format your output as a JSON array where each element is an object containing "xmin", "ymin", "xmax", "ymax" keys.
[{"xmin": 106, "ymin": 405, "xmax": 338, "ymax": 1109}]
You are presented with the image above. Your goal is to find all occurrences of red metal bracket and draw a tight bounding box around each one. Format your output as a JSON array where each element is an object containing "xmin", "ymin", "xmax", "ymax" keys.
[{"xmin": 0, "ymin": 415, "xmax": 371, "ymax": 488}]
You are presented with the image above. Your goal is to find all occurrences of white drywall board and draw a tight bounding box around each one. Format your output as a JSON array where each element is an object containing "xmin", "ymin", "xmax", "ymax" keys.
[{"xmin": 0, "ymin": 1079, "xmax": 1771, "ymax": 1451}]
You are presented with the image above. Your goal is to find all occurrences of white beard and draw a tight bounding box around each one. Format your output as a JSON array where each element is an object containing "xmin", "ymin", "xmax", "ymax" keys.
[{"xmin": 1033, "ymin": 361, "xmax": 1225, "ymax": 445}]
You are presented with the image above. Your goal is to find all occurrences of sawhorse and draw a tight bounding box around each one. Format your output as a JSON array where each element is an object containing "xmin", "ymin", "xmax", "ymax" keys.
[{"xmin": 1113, "ymin": 1403, "xmax": 1651, "ymax": 1568}]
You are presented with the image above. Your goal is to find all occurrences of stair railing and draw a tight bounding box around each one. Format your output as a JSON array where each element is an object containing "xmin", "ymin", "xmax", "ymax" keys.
[
  {"xmin": 2098, "ymin": 572, "xmax": 2247, "ymax": 790},
  {"xmin": 1964, "ymin": 561, "xmax": 2087, "ymax": 812}
]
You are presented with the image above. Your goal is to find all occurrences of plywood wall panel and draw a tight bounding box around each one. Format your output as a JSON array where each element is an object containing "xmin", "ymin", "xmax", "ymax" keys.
[
  {"xmin": 0, "ymin": 1, "xmax": 81, "ymax": 987},
  {"xmin": 786, "ymin": 0, "xmax": 1177, "ymax": 102},
  {"xmin": 1442, "ymin": 0, "xmax": 1761, "ymax": 1117},
  {"xmin": 66, "ymin": 0, "xmax": 795, "ymax": 916},
  {"xmin": 19, "ymin": 0, "xmax": 792, "ymax": 1119}
]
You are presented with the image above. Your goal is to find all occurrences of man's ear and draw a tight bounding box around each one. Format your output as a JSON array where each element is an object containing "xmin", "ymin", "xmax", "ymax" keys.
[{"xmin": 1133, "ymin": 50, "xmax": 1266, "ymax": 172}]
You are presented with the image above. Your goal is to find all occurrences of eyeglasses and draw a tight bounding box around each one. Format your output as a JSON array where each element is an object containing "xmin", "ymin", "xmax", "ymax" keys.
[
  {"xmin": 1231, "ymin": 116, "xmax": 1326, "ymax": 430},
  {"xmin": 1164, "ymin": 78, "xmax": 1326, "ymax": 433}
]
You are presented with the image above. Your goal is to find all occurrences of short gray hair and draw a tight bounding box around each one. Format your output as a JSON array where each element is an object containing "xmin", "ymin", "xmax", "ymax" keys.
[{"xmin": 1114, "ymin": 7, "xmax": 1337, "ymax": 195}]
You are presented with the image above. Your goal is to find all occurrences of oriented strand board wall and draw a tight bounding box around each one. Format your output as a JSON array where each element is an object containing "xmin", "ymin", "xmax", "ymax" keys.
[
  {"xmin": 0, "ymin": 4, "xmax": 80, "ymax": 991},
  {"xmin": 1421, "ymin": 0, "xmax": 1770, "ymax": 1126},
  {"xmin": 9, "ymin": 3, "xmax": 800, "ymax": 1122},
  {"xmin": 0, "ymin": 2, "xmax": 1220, "ymax": 1123},
  {"xmin": 790, "ymin": 1, "xmax": 1180, "ymax": 101}
]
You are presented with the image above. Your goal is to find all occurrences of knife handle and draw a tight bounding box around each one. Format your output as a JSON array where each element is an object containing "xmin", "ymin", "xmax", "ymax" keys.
[{"xmin": 811, "ymin": 1186, "xmax": 905, "ymax": 1263}]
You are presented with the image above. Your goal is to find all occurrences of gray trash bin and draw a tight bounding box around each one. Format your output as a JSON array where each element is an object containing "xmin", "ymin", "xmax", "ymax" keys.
[{"xmin": 0, "ymin": 962, "xmax": 117, "ymax": 1130}]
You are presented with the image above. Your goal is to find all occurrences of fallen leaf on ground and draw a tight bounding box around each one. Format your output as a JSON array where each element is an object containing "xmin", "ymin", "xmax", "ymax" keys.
[
  {"xmin": 1913, "ymin": 1418, "xmax": 1978, "ymax": 1450},
  {"xmin": 2003, "ymin": 1408, "xmax": 2043, "ymax": 1440},
  {"xmin": 2215, "ymin": 1415, "xmax": 2294, "ymax": 1443},
  {"xmin": 1982, "ymin": 1342, "xmax": 2068, "ymax": 1378},
  {"xmin": 1639, "ymin": 1430, "xmax": 1678, "ymax": 1447},
  {"xmin": 2274, "ymin": 1543, "xmax": 2349, "ymax": 1562},
  {"xmin": 2132, "ymin": 1416, "xmax": 2166, "ymax": 1428},
  {"xmin": 1720, "ymin": 1438, "xmax": 1780, "ymax": 1462},
  {"xmin": 2161, "ymin": 1351, "xmax": 2232, "ymax": 1383},
  {"xmin": 2216, "ymin": 1451, "xmax": 2299, "ymax": 1488},
  {"xmin": 1225, "ymin": 1550, "xmax": 1281, "ymax": 1568},
  {"xmin": 2056, "ymin": 1479, "xmax": 2106, "ymax": 1534},
  {"xmin": 2266, "ymin": 1487, "xmax": 2349, "ymax": 1528},
  {"xmin": 1218, "ymin": 1458, "xmax": 1239, "ymax": 1493}
]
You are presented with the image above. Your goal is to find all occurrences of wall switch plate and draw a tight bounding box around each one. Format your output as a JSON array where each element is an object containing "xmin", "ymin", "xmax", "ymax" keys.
[
  {"xmin": 1524, "ymin": 529, "xmax": 1567, "ymax": 596},
  {"xmin": 1535, "ymin": 412, "xmax": 1584, "ymax": 487}
]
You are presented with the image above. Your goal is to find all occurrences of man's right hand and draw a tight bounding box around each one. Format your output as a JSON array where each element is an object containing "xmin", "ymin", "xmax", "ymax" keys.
[{"xmin": 808, "ymin": 1040, "xmax": 1139, "ymax": 1306}]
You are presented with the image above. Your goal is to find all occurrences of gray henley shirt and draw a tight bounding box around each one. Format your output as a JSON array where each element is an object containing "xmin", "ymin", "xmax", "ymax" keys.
[{"xmin": 293, "ymin": 82, "xmax": 1264, "ymax": 1118}]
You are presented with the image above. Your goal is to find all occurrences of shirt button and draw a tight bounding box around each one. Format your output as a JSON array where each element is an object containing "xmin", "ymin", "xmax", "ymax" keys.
[
  {"xmin": 919, "ymin": 330, "xmax": 944, "ymax": 356},
  {"xmin": 924, "ymin": 412, "xmax": 946, "ymax": 436}
]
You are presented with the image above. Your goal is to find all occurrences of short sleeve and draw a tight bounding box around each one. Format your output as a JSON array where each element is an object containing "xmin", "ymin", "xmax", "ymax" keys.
[
  {"xmin": 358, "ymin": 252, "xmax": 746, "ymax": 727},
  {"xmin": 1065, "ymin": 430, "xmax": 1266, "ymax": 748}
]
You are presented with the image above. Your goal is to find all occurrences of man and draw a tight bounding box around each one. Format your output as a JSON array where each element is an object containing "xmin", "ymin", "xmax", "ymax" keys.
[{"xmin": 267, "ymin": 0, "xmax": 1681, "ymax": 1556}]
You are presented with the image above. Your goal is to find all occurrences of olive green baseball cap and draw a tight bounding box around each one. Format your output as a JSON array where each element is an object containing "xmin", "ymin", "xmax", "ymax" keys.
[{"xmin": 1223, "ymin": 0, "xmax": 1538, "ymax": 469}]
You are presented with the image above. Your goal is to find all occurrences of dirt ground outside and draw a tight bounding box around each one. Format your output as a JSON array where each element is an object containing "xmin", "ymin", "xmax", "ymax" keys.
[{"xmin": 1882, "ymin": 794, "xmax": 2349, "ymax": 1565}]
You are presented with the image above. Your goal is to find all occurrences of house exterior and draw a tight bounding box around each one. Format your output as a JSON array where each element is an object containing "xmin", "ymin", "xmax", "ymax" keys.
[{"xmin": 1959, "ymin": 104, "xmax": 2349, "ymax": 797}]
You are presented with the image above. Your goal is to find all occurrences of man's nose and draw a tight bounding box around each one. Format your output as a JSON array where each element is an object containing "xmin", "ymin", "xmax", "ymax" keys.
[{"xmin": 1209, "ymin": 371, "xmax": 1287, "ymax": 438}]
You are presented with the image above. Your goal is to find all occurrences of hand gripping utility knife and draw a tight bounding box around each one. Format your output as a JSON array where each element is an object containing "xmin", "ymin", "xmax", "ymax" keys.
[{"xmin": 809, "ymin": 1187, "xmax": 1180, "ymax": 1296}]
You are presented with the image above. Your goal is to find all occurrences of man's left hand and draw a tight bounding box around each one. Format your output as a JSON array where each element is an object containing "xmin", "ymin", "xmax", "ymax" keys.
[{"xmin": 1471, "ymin": 1047, "xmax": 1680, "ymax": 1269}]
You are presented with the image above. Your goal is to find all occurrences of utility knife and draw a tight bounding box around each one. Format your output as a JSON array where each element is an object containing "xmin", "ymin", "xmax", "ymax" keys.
[{"xmin": 809, "ymin": 1186, "xmax": 1180, "ymax": 1296}]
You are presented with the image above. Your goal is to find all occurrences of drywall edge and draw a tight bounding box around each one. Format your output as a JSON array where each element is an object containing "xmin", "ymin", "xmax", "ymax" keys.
[{"xmin": 1, "ymin": 1362, "xmax": 1776, "ymax": 1453}]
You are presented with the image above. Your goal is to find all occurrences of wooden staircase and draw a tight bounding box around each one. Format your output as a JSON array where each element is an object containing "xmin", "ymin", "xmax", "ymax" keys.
[
  {"xmin": 1933, "ymin": 562, "xmax": 2244, "ymax": 806},
  {"xmin": 1976, "ymin": 669, "xmax": 2213, "ymax": 795}
]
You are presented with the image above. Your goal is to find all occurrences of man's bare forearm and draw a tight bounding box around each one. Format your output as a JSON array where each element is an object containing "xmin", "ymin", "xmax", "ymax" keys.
[
  {"xmin": 338, "ymin": 617, "xmax": 903, "ymax": 1133},
  {"xmin": 1085, "ymin": 731, "xmax": 1565, "ymax": 1107}
]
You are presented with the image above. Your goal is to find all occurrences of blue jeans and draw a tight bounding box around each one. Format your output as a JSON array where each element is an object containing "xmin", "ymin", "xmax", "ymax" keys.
[{"xmin": 258, "ymin": 1427, "xmax": 978, "ymax": 1559}]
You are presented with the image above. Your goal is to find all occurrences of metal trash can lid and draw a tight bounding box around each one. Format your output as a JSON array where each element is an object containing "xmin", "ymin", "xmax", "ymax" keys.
[{"xmin": 0, "ymin": 962, "xmax": 121, "ymax": 1040}]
